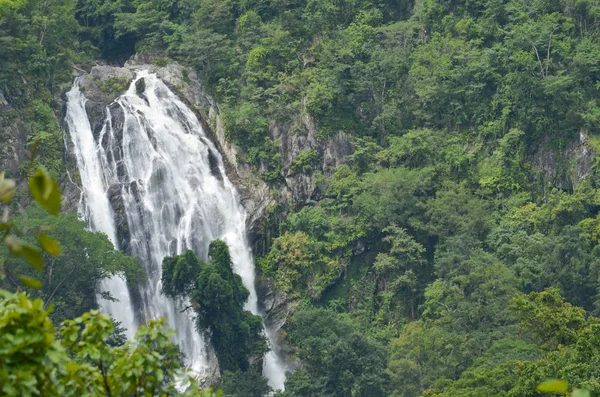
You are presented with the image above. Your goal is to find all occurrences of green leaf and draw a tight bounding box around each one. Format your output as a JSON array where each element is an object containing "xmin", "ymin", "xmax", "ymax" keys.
[
  {"xmin": 19, "ymin": 276, "xmax": 43, "ymax": 289},
  {"xmin": 5, "ymin": 235, "xmax": 23, "ymax": 255},
  {"xmin": 28, "ymin": 167, "xmax": 61, "ymax": 215},
  {"xmin": 0, "ymin": 172, "xmax": 16, "ymax": 203},
  {"xmin": 29, "ymin": 135, "xmax": 41, "ymax": 162},
  {"xmin": 22, "ymin": 244, "xmax": 44, "ymax": 270},
  {"xmin": 39, "ymin": 233, "xmax": 61, "ymax": 256},
  {"xmin": 29, "ymin": 167, "xmax": 52, "ymax": 200},
  {"xmin": 537, "ymin": 379, "xmax": 569, "ymax": 393},
  {"xmin": 572, "ymin": 389, "xmax": 591, "ymax": 397}
]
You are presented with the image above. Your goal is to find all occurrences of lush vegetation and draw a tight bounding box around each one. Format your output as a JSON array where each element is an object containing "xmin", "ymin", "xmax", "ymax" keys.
[
  {"xmin": 1, "ymin": 205, "xmax": 144, "ymax": 323},
  {"xmin": 5, "ymin": 0, "xmax": 600, "ymax": 395},
  {"xmin": 0, "ymin": 295, "xmax": 217, "ymax": 397},
  {"xmin": 0, "ymin": 168, "xmax": 221, "ymax": 395},
  {"xmin": 162, "ymin": 243, "xmax": 268, "ymax": 376}
]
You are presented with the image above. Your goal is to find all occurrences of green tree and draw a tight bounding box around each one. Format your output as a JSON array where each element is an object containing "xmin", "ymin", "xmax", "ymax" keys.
[
  {"xmin": 373, "ymin": 224, "xmax": 427, "ymax": 322},
  {"xmin": 161, "ymin": 249, "xmax": 203, "ymax": 299},
  {"xmin": 0, "ymin": 290, "xmax": 218, "ymax": 396},
  {"xmin": 389, "ymin": 246, "xmax": 518, "ymax": 396},
  {"xmin": 511, "ymin": 287, "xmax": 588, "ymax": 350},
  {"xmin": 162, "ymin": 241, "xmax": 267, "ymax": 373},
  {"xmin": 2, "ymin": 205, "xmax": 143, "ymax": 323},
  {"xmin": 283, "ymin": 308, "xmax": 390, "ymax": 397},
  {"xmin": 353, "ymin": 167, "xmax": 435, "ymax": 231},
  {"xmin": 220, "ymin": 369, "xmax": 271, "ymax": 397}
]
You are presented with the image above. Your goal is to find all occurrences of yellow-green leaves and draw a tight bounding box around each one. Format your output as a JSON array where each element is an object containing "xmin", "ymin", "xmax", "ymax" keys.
[
  {"xmin": 0, "ymin": 171, "xmax": 16, "ymax": 203},
  {"xmin": 39, "ymin": 233, "xmax": 61, "ymax": 256},
  {"xmin": 537, "ymin": 379, "xmax": 569, "ymax": 392},
  {"xmin": 537, "ymin": 380, "xmax": 590, "ymax": 397},
  {"xmin": 28, "ymin": 167, "xmax": 61, "ymax": 215},
  {"xmin": 6, "ymin": 235, "xmax": 44, "ymax": 271},
  {"xmin": 2, "ymin": 166, "xmax": 64, "ymax": 288},
  {"xmin": 18, "ymin": 276, "xmax": 43, "ymax": 289},
  {"xmin": 22, "ymin": 244, "xmax": 43, "ymax": 270}
]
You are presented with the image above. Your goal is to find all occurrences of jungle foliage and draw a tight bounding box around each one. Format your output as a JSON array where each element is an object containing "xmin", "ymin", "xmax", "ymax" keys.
[
  {"xmin": 0, "ymin": 169, "xmax": 219, "ymax": 396},
  {"xmin": 5, "ymin": 0, "xmax": 600, "ymax": 395},
  {"xmin": 162, "ymin": 242, "xmax": 268, "ymax": 375}
]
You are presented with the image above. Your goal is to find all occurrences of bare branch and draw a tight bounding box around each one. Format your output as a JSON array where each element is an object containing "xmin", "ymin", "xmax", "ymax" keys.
[
  {"xmin": 532, "ymin": 45, "xmax": 545, "ymax": 79},
  {"xmin": 71, "ymin": 64, "xmax": 87, "ymax": 74},
  {"xmin": 44, "ymin": 267, "xmax": 77, "ymax": 309}
]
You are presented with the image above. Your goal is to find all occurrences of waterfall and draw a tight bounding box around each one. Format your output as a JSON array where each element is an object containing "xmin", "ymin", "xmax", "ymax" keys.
[
  {"xmin": 64, "ymin": 71, "xmax": 287, "ymax": 389},
  {"xmin": 65, "ymin": 82, "xmax": 137, "ymax": 340}
]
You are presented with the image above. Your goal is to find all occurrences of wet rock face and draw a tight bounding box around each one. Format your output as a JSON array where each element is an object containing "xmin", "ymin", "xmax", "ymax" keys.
[
  {"xmin": 256, "ymin": 277, "xmax": 296, "ymax": 337},
  {"xmin": 0, "ymin": 113, "xmax": 28, "ymax": 179},
  {"xmin": 58, "ymin": 56, "xmax": 354, "ymax": 335},
  {"xmin": 107, "ymin": 183, "xmax": 131, "ymax": 253},
  {"xmin": 532, "ymin": 130, "xmax": 596, "ymax": 190},
  {"xmin": 83, "ymin": 66, "xmax": 135, "ymax": 108},
  {"xmin": 135, "ymin": 77, "xmax": 146, "ymax": 96}
]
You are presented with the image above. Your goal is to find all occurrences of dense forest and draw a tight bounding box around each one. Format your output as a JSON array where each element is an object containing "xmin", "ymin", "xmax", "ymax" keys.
[{"xmin": 4, "ymin": 0, "xmax": 600, "ymax": 396}]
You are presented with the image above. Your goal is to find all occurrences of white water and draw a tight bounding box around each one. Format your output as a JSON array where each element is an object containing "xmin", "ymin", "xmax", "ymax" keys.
[
  {"xmin": 65, "ymin": 82, "xmax": 137, "ymax": 340},
  {"xmin": 65, "ymin": 71, "xmax": 287, "ymax": 389}
]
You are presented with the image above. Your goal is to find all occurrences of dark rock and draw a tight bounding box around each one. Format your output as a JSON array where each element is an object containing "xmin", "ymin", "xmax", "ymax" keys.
[
  {"xmin": 135, "ymin": 77, "xmax": 146, "ymax": 96},
  {"xmin": 532, "ymin": 129, "xmax": 596, "ymax": 190},
  {"xmin": 0, "ymin": 114, "xmax": 28, "ymax": 179},
  {"xmin": 107, "ymin": 183, "xmax": 131, "ymax": 253},
  {"xmin": 256, "ymin": 276, "xmax": 297, "ymax": 333},
  {"xmin": 207, "ymin": 148, "xmax": 223, "ymax": 181}
]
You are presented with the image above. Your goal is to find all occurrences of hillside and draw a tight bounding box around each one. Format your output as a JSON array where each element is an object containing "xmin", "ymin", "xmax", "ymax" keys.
[{"xmin": 3, "ymin": 0, "xmax": 600, "ymax": 396}]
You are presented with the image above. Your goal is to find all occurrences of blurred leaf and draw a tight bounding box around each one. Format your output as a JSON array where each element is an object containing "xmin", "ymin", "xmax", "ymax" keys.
[
  {"xmin": 5, "ymin": 235, "xmax": 23, "ymax": 255},
  {"xmin": 0, "ymin": 171, "xmax": 16, "ymax": 203},
  {"xmin": 28, "ymin": 167, "xmax": 61, "ymax": 215},
  {"xmin": 572, "ymin": 389, "xmax": 591, "ymax": 397},
  {"xmin": 29, "ymin": 168, "xmax": 53, "ymax": 200},
  {"xmin": 19, "ymin": 276, "xmax": 43, "ymax": 289},
  {"xmin": 29, "ymin": 135, "xmax": 41, "ymax": 163},
  {"xmin": 39, "ymin": 233, "xmax": 61, "ymax": 256},
  {"xmin": 22, "ymin": 244, "xmax": 43, "ymax": 270},
  {"xmin": 537, "ymin": 379, "xmax": 569, "ymax": 393}
]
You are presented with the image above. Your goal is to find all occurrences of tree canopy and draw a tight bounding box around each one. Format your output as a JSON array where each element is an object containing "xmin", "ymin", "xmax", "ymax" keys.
[{"xmin": 5, "ymin": 0, "xmax": 600, "ymax": 395}]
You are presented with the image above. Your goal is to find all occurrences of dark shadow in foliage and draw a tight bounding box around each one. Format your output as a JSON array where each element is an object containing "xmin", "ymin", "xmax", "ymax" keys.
[
  {"xmin": 282, "ymin": 308, "xmax": 390, "ymax": 397},
  {"xmin": 220, "ymin": 369, "xmax": 272, "ymax": 397}
]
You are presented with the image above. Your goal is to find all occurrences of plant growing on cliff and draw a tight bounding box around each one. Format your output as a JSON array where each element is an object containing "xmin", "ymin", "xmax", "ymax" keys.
[
  {"xmin": 161, "ymin": 241, "xmax": 268, "ymax": 374},
  {"xmin": 96, "ymin": 76, "xmax": 130, "ymax": 94},
  {"xmin": 290, "ymin": 149, "xmax": 320, "ymax": 175}
]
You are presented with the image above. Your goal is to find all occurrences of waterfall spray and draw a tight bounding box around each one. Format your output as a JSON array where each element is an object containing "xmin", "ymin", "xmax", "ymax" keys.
[
  {"xmin": 65, "ymin": 71, "xmax": 287, "ymax": 389},
  {"xmin": 65, "ymin": 80, "xmax": 137, "ymax": 339}
]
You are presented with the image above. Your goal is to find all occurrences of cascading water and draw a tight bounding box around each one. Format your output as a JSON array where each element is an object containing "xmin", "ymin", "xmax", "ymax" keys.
[
  {"xmin": 65, "ymin": 82, "xmax": 137, "ymax": 340},
  {"xmin": 65, "ymin": 71, "xmax": 287, "ymax": 389}
]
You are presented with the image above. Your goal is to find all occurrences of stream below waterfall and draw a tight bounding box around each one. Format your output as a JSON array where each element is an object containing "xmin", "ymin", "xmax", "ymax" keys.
[{"xmin": 64, "ymin": 70, "xmax": 287, "ymax": 390}]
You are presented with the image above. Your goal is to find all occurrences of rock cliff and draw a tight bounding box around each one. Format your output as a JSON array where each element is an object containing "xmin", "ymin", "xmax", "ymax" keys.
[{"xmin": 57, "ymin": 56, "xmax": 352, "ymax": 332}]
